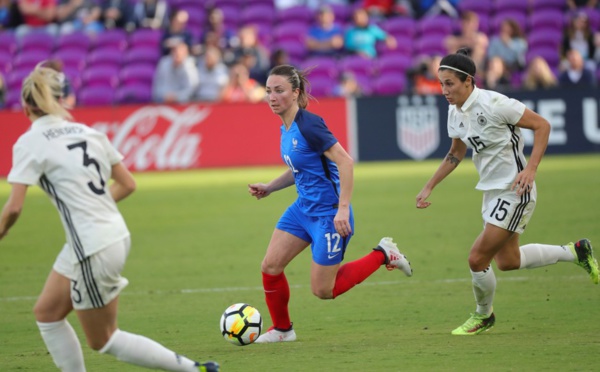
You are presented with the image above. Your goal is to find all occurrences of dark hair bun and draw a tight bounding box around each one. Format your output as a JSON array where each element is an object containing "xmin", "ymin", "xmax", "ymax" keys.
[{"xmin": 456, "ymin": 47, "xmax": 471, "ymax": 56}]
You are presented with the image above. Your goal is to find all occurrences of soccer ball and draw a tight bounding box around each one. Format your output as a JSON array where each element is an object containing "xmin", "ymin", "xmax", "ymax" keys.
[{"xmin": 220, "ymin": 303, "xmax": 262, "ymax": 346}]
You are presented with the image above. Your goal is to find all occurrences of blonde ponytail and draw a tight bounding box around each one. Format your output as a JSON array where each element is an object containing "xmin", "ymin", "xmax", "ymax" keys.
[{"xmin": 21, "ymin": 62, "xmax": 72, "ymax": 120}]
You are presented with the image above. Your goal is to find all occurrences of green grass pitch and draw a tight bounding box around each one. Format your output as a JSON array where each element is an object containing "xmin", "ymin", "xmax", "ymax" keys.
[{"xmin": 1, "ymin": 154, "xmax": 599, "ymax": 371}]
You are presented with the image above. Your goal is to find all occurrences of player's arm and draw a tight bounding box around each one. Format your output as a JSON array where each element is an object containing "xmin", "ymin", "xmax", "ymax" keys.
[
  {"xmin": 512, "ymin": 108, "xmax": 550, "ymax": 195},
  {"xmin": 0, "ymin": 184, "xmax": 29, "ymax": 240},
  {"xmin": 110, "ymin": 162, "xmax": 136, "ymax": 202},
  {"xmin": 416, "ymin": 138, "xmax": 467, "ymax": 209},
  {"xmin": 248, "ymin": 169, "xmax": 295, "ymax": 200},
  {"xmin": 324, "ymin": 142, "xmax": 354, "ymax": 237}
]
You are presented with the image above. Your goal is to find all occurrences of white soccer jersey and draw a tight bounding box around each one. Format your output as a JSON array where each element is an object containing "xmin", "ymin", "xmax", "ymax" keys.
[
  {"xmin": 8, "ymin": 115, "xmax": 130, "ymax": 263},
  {"xmin": 447, "ymin": 87, "xmax": 527, "ymax": 191}
]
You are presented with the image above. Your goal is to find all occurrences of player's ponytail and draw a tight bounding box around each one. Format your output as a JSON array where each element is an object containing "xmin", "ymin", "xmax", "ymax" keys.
[
  {"xmin": 21, "ymin": 62, "xmax": 72, "ymax": 120},
  {"xmin": 269, "ymin": 64, "xmax": 313, "ymax": 109}
]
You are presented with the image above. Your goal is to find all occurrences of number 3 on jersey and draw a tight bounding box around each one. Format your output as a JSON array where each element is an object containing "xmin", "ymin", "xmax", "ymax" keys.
[{"xmin": 67, "ymin": 141, "xmax": 106, "ymax": 195}]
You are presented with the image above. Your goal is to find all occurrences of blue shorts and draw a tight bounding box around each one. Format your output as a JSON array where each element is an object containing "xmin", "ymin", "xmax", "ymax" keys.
[{"xmin": 276, "ymin": 202, "xmax": 354, "ymax": 266}]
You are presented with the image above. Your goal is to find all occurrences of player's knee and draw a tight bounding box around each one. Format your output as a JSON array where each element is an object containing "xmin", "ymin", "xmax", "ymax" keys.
[
  {"xmin": 311, "ymin": 287, "xmax": 333, "ymax": 300},
  {"xmin": 88, "ymin": 333, "xmax": 113, "ymax": 351},
  {"xmin": 496, "ymin": 260, "xmax": 519, "ymax": 271},
  {"xmin": 33, "ymin": 302, "xmax": 61, "ymax": 322},
  {"xmin": 468, "ymin": 255, "xmax": 490, "ymax": 272}
]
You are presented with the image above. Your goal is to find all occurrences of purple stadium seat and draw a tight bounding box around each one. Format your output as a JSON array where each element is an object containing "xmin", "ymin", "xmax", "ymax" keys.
[
  {"xmin": 0, "ymin": 32, "xmax": 18, "ymax": 54},
  {"xmin": 457, "ymin": 0, "xmax": 492, "ymax": 15},
  {"xmin": 115, "ymin": 83, "xmax": 153, "ymax": 104},
  {"xmin": 90, "ymin": 29, "xmax": 128, "ymax": 51},
  {"xmin": 78, "ymin": 86, "xmax": 115, "ymax": 107},
  {"xmin": 4, "ymin": 90, "xmax": 23, "ymax": 110},
  {"xmin": 19, "ymin": 32, "xmax": 55, "ymax": 53},
  {"xmin": 87, "ymin": 47, "xmax": 123, "ymax": 69},
  {"xmin": 382, "ymin": 17, "xmax": 417, "ymax": 38},
  {"xmin": 527, "ymin": 29, "xmax": 563, "ymax": 50},
  {"xmin": 353, "ymin": 74, "xmax": 373, "ymax": 96},
  {"xmin": 273, "ymin": 22, "xmax": 308, "ymax": 43},
  {"xmin": 179, "ymin": 6, "xmax": 206, "ymax": 29},
  {"xmin": 493, "ymin": 0, "xmax": 529, "ymax": 14},
  {"xmin": 128, "ymin": 28, "xmax": 162, "ymax": 49},
  {"xmin": 526, "ymin": 47, "xmax": 560, "ymax": 69},
  {"xmin": 219, "ymin": 5, "xmax": 241, "ymax": 29},
  {"xmin": 417, "ymin": 16, "xmax": 454, "ymax": 36},
  {"xmin": 56, "ymin": 31, "xmax": 90, "ymax": 52},
  {"xmin": 81, "ymin": 65, "xmax": 120, "ymax": 88},
  {"xmin": 0, "ymin": 52, "xmax": 11, "ymax": 74},
  {"xmin": 308, "ymin": 75, "xmax": 335, "ymax": 97},
  {"xmin": 415, "ymin": 34, "xmax": 447, "ymax": 56},
  {"xmin": 328, "ymin": 3, "xmax": 351, "ymax": 24},
  {"xmin": 529, "ymin": 10, "xmax": 564, "ymax": 30},
  {"xmin": 119, "ymin": 64, "xmax": 156, "ymax": 85},
  {"xmin": 240, "ymin": 4, "xmax": 275, "ymax": 26},
  {"xmin": 372, "ymin": 72, "xmax": 406, "ymax": 96},
  {"xmin": 300, "ymin": 57, "xmax": 338, "ymax": 79},
  {"xmin": 531, "ymin": 0, "xmax": 565, "ymax": 11},
  {"xmin": 13, "ymin": 50, "xmax": 51, "ymax": 71},
  {"xmin": 381, "ymin": 33, "xmax": 413, "ymax": 55},
  {"xmin": 123, "ymin": 47, "xmax": 161, "ymax": 66},
  {"xmin": 275, "ymin": 6, "xmax": 313, "ymax": 25},
  {"xmin": 272, "ymin": 39, "xmax": 307, "ymax": 60},
  {"xmin": 52, "ymin": 49, "xmax": 87, "ymax": 71},
  {"xmin": 338, "ymin": 55, "xmax": 375, "ymax": 77},
  {"xmin": 579, "ymin": 8, "xmax": 600, "ymax": 30},
  {"xmin": 7, "ymin": 68, "xmax": 33, "ymax": 90},
  {"xmin": 376, "ymin": 54, "xmax": 412, "ymax": 75}
]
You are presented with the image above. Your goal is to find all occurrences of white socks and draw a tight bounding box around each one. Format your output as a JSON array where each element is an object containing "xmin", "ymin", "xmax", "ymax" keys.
[
  {"xmin": 519, "ymin": 243, "xmax": 575, "ymax": 269},
  {"xmin": 471, "ymin": 267, "xmax": 496, "ymax": 316},
  {"xmin": 99, "ymin": 329, "xmax": 199, "ymax": 372},
  {"xmin": 37, "ymin": 320, "xmax": 86, "ymax": 372}
]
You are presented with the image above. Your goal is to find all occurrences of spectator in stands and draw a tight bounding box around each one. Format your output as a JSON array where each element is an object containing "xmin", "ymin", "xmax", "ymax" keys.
[
  {"xmin": 444, "ymin": 11, "xmax": 488, "ymax": 76},
  {"xmin": 0, "ymin": 0, "xmax": 13, "ymax": 30},
  {"xmin": 56, "ymin": 0, "xmax": 103, "ymax": 35},
  {"xmin": 41, "ymin": 59, "xmax": 76, "ymax": 108},
  {"xmin": 152, "ymin": 41, "xmax": 199, "ymax": 104},
  {"xmin": 415, "ymin": 0, "xmax": 459, "ymax": 18},
  {"xmin": 201, "ymin": 7, "xmax": 236, "ymax": 54},
  {"xmin": 488, "ymin": 18, "xmax": 527, "ymax": 73},
  {"xmin": 363, "ymin": 0, "xmax": 414, "ymax": 19},
  {"xmin": 344, "ymin": 8, "xmax": 396, "ymax": 59},
  {"xmin": 484, "ymin": 56, "xmax": 512, "ymax": 92},
  {"xmin": 333, "ymin": 71, "xmax": 362, "ymax": 97},
  {"xmin": 0, "ymin": 73, "xmax": 5, "ymax": 109},
  {"xmin": 270, "ymin": 49, "xmax": 290, "ymax": 70},
  {"xmin": 561, "ymin": 11, "xmax": 597, "ymax": 73},
  {"xmin": 219, "ymin": 63, "xmax": 265, "ymax": 103},
  {"xmin": 558, "ymin": 49, "xmax": 597, "ymax": 87},
  {"xmin": 567, "ymin": 0, "xmax": 598, "ymax": 10},
  {"xmin": 227, "ymin": 25, "xmax": 270, "ymax": 74},
  {"xmin": 521, "ymin": 56, "xmax": 558, "ymax": 91},
  {"xmin": 410, "ymin": 55, "xmax": 443, "ymax": 95},
  {"xmin": 195, "ymin": 45, "xmax": 229, "ymax": 102},
  {"xmin": 306, "ymin": 5, "xmax": 344, "ymax": 58},
  {"xmin": 100, "ymin": 0, "xmax": 132, "ymax": 30},
  {"xmin": 161, "ymin": 9, "xmax": 193, "ymax": 56},
  {"xmin": 130, "ymin": 0, "xmax": 168, "ymax": 30},
  {"xmin": 15, "ymin": 0, "xmax": 58, "ymax": 37}
]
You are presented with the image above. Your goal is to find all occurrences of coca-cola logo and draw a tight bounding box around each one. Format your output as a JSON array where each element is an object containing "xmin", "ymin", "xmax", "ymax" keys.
[{"xmin": 91, "ymin": 105, "xmax": 210, "ymax": 171}]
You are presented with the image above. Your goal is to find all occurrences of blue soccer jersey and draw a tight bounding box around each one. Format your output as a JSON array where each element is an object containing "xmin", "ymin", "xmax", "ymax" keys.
[{"xmin": 281, "ymin": 109, "xmax": 341, "ymax": 216}]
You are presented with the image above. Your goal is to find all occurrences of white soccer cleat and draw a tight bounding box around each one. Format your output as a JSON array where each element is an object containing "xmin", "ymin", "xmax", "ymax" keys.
[
  {"xmin": 374, "ymin": 237, "xmax": 413, "ymax": 276},
  {"xmin": 254, "ymin": 326, "xmax": 297, "ymax": 343}
]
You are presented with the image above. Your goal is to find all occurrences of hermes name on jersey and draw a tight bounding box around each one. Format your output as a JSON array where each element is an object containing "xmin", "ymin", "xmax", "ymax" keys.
[{"xmin": 42, "ymin": 126, "xmax": 84, "ymax": 140}]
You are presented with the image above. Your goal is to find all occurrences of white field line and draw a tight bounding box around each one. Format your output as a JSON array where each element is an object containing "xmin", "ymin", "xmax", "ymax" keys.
[{"xmin": 0, "ymin": 275, "xmax": 588, "ymax": 303}]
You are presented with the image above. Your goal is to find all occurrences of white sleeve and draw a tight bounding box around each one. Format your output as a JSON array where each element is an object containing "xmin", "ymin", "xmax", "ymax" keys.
[
  {"xmin": 447, "ymin": 108, "xmax": 460, "ymax": 138},
  {"xmin": 7, "ymin": 141, "xmax": 42, "ymax": 185},
  {"xmin": 101, "ymin": 133, "xmax": 124, "ymax": 165},
  {"xmin": 493, "ymin": 95, "xmax": 526, "ymax": 125}
]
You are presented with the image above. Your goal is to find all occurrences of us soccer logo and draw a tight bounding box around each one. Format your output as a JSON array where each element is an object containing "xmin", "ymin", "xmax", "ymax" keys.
[{"xmin": 396, "ymin": 95, "xmax": 440, "ymax": 160}]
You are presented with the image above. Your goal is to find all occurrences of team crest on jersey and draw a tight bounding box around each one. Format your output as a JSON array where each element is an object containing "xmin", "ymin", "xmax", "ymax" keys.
[
  {"xmin": 292, "ymin": 138, "xmax": 298, "ymax": 149},
  {"xmin": 396, "ymin": 95, "xmax": 439, "ymax": 160},
  {"xmin": 476, "ymin": 112, "xmax": 487, "ymax": 126}
]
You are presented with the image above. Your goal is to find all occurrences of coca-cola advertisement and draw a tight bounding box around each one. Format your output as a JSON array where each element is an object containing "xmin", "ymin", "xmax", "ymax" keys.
[{"xmin": 0, "ymin": 99, "xmax": 348, "ymax": 177}]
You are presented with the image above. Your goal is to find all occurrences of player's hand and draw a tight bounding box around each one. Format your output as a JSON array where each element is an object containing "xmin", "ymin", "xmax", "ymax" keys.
[
  {"xmin": 416, "ymin": 188, "xmax": 432, "ymax": 209},
  {"xmin": 511, "ymin": 168, "xmax": 536, "ymax": 196},
  {"xmin": 248, "ymin": 183, "xmax": 270, "ymax": 200},
  {"xmin": 334, "ymin": 207, "xmax": 352, "ymax": 237}
]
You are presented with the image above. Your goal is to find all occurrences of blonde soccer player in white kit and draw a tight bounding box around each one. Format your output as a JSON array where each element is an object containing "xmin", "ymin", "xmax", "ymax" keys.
[
  {"xmin": 0, "ymin": 64, "xmax": 219, "ymax": 372},
  {"xmin": 416, "ymin": 49, "xmax": 599, "ymax": 335}
]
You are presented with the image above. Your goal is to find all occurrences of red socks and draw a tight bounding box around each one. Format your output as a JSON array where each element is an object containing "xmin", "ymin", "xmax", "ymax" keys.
[
  {"xmin": 332, "ymin": 250, "xmax": 385, "ymax": 298},
  {"xmin": 262, "ymin": 272, "xmax": 291, "ymax": 330}
]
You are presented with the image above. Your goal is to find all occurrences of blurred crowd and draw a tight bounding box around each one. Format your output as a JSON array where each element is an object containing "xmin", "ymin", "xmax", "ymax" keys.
[{"xmin": 0, "ymin": 0, "xmax": 599, "ymax": 109}]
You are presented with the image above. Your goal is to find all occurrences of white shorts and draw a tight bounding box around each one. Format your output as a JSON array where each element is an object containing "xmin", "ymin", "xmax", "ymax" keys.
[
  {"xmin": 482, "ymin": 186, "xmax": 537, "ymax": 234},
  {"xmin": 53, "ymin": 237, "xmax": 130, "ymax": 310}
]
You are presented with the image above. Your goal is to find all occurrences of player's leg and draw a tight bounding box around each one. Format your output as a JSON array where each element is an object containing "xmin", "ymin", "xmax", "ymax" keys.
[
  {"xmin": 78, "ymin": 239, "xmax": 218, "ymax": 371},
  {"xmin": 255, "ymin": 228, "xmax": 309, "ymax": 343},
  {"xmin": 34, "ymin": 267, "xmax": 86, "ymax": 372}
]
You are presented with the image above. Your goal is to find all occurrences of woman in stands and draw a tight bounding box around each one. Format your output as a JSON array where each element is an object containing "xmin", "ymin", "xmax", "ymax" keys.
[
  {"xmin": 416, "ymin": 49, "xmax": 598, "ymax": 335},
  {"xmin": 0, "ymin": 63, "xmax": 218, "ymax": 372},
  {"xmin": 248, "ymin": 65, "xmax": 412, "ymax": 343}
]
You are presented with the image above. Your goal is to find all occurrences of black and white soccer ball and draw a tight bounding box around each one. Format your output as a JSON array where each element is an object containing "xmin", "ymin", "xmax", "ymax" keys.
[{"xmin": 220, "ymin": 303, "xmax": 262, "ymax": 346}]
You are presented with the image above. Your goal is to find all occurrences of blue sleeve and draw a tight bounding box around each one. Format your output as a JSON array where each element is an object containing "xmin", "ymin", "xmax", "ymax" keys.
[
  {"xmin": 298, "ymin": 112, "xmax": 338, "ymax": 154},
  {"xmin": 371, "ymin": 25, "xmax": 387, "ymax": 41}
]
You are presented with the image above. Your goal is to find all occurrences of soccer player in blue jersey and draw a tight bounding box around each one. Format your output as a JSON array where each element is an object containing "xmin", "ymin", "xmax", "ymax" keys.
[{"xmin": 248, "ymin": 65, "xmax": 413, "ymax": 343}]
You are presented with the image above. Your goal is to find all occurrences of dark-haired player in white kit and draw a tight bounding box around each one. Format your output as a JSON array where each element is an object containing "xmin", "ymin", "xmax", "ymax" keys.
[
  {"xmin": 416, "ymin": 49, "xmax": 598, "ymax": 335},
  {"xmin": 0, "ymin": 63, "xmax": 219, "ymax": 372}
]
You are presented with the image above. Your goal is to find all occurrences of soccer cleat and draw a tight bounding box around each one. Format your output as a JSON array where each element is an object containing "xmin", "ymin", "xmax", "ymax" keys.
[
  {"xmin": 451, "ymin": 312, "xmax": 496, "ymax": 335},
  {"xmin": 254, "ymin": 325, "xmax": 297, "ymax": 343},
  {"xmin": 567, "ymin": 239, "xmax": 599, "ymax": 284},
  {"xmin": 196, "ymin": 361, "xmax": 220, "ymax": 372},
  {"xmin": 373, "ymin": 237, "xmax": 413, "ymax": 276}
]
